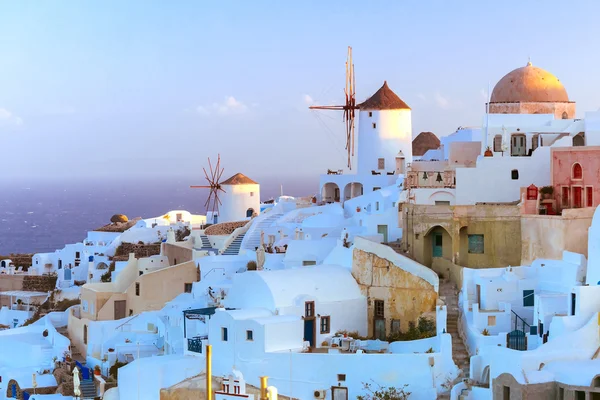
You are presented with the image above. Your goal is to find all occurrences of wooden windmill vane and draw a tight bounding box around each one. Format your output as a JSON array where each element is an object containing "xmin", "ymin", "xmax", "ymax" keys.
[
  {"xmin": 309, "ymin": 46, "xmax": 358, "ymax": 170},
  {"xmin": 190, "ymin": 154, "xmax": 226, "ymax": 220}
]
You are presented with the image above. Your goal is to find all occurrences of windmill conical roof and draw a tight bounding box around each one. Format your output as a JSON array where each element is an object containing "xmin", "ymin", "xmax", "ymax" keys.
[
  {"xmin": 221, "ymin": 173, "xmax": 258, "ymax": 185},
  {"xmin": 359, "ymin": 81, "xmax": 411, "ymax": 110}
]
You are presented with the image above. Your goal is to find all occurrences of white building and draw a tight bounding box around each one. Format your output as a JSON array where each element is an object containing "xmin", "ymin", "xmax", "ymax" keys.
[
  {"xmin": 320, "ymin": 81, "xmax": 411, "ymax": 204},
  {"xmin": 218, "ymin": 173, "xmax": 260, "ymax": 224}
]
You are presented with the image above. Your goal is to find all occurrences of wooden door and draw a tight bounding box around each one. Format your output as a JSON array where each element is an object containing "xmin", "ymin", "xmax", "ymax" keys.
[
  {"xmin": 377, "ymin": 225, "xmax": 388, "ymax": 243},
  {"xmin": 573, "ymin": 187, "xmax": 582, "ymax": 208},
  {"xmin": 303, "ymin": 319, "xmax": 315, "ymax": 347},
  {"xmin": 114, "ymin": 300, "xmax": 126, "ymax": 320},
  {"xmin": 374, "ymin": 319, "xmax": 386, "ymax": 340},
  {"xmin": 511, "ymin": 135, "xmax": 526, "ymax": 156},
  {"xmin": 432, "ymin": 233, "xmax": 443, "ymax": 257}
]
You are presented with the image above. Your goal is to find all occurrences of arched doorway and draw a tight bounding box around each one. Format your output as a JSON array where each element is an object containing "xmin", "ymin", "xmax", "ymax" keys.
[
  {"xmin": 481, "ymin": 366, "xmax": 490, "ymax": 387},
  {"xmin": 423, "ymin": 225, "xmax": 452, "ymax": 267},
  {"xmin": 321, "ymin": 183, "xmax": 340, "ymax": 203},
  {"xmin": 246, "ymin": 208, "xmax": 254, "ymax": 218},
  {"xmin": 343, "ymin": 182, "xmax": 364, "ymax": 201},
  {"xmin": 573, "ymin": 132, "xmax": 585, "ymax": 146}
]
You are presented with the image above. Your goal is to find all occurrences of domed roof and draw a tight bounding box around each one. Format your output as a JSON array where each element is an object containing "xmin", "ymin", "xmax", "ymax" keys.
[
  {"xmin": 359, "ymin": 81, "xmax": 410, "ymax": 110},
  {"xmin": 490, "ymin": 62, "xmax": 569, "ymax": 103},
  {"xmin": 412, "ymin": 131, "xmax": 440, "ymax": 156}
]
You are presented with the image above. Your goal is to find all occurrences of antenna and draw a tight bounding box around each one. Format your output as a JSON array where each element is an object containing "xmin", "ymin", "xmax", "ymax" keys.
[{"xmin": 309, "ymin": 46, "xmax": 358, "ymax": 169}]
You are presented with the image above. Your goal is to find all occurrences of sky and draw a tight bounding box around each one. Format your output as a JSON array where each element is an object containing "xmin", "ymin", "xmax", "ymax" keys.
[{"xmin": 1, "ymin": 0, "xmax": 600, "ymax": 184}]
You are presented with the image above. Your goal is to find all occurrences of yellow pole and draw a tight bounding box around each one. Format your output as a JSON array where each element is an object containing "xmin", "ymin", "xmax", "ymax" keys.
[
  {"xmin": 260, "ymin": 376, "xmax": 268, "ymax": 400},
  {"xmin": 206, "ymin": 345, "xmax": 212, "ymax": 400}
]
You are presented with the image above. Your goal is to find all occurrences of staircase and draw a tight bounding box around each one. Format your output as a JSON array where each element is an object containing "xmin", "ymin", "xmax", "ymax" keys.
[
  {"xmin": 242, "ymin": 212, "xmax": 284, "ymax": 251},
  {"xmin": 80, "ymin": 378, "xmax": 97, "ymax": 399},
  {"xmin": 223, "ymin": 233, "xmax": 245, "ymax": 255},
  {"xmin": 439, "ymin": 279, "xmax": 471, "ymax": 390},
  {"xmin": 197, "ymin": 234, "xmax": 213, "ymax": 250}
]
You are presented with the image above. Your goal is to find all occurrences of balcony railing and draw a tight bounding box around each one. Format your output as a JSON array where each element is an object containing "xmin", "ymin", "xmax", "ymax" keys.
[
  {"xmin": 405, "ymin": 170, "xmax": 456, "ymax": 189},
  {"xmin": 187, "ymin": 335, "xmax": 207, "ymax": 353}
]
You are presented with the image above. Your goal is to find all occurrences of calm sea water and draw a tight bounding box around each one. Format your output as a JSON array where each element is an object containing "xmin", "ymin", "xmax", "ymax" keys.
[{"xmin": 0, "ymin": 178, "xmax": 316, "ymax": 255}]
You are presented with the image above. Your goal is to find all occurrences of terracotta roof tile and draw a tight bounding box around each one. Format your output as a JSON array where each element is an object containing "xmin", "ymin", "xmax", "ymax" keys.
[{"xmin": 359, "ymin": 81, "xmax": 410, "ymax": 110}]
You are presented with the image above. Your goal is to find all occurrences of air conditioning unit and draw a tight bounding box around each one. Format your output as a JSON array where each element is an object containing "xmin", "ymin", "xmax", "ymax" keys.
[{"xmin": 314, "ymin": 389, "xmax": 326, "ymax": 399}]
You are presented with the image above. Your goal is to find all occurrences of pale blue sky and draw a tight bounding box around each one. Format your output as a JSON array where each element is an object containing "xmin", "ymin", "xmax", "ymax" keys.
[{"xmin": 1, "ymin": 0, "xmax": 600, "ymax": 183}]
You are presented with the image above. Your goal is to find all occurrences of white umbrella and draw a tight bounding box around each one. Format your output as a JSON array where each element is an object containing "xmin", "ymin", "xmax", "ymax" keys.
[
  {"xmin": 72, "ymin": 366, "xmax": 81, "ymax": 398},
  {"xmin": 256, "ymin": 246, "xmax": 266, "ymax": 271}
]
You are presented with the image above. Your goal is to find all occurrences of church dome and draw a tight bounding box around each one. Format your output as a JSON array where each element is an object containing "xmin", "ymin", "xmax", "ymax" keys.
[{"xmin": 490, "ymin": 62, "xmax": 569, "ymax": 103}]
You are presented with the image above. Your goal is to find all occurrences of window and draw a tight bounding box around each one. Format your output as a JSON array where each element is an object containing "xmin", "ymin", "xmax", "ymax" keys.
[
  {"xmin": 511, "ymin": 169, "xmax": 519, "ymax": 180},
  {"xmin": 320, "ymin": 316, "xmax": 330, "ymax": 334},
  {"xmin": 176, "ymin": 213, "xmax": 183, "ymax": 222},
  {"xmin": 337, "ymin": 374, "xmax": 346, "ymax": 382},
  {"xmin": 374, "ymin": 300, "xmax": 384, "ymax": 318},
  {"xmin": 378, "ymin": 158, "xmax": 385, "ymax": 170},
  {"xmin": 368, "ymin": 112, "xmax": 373, "ymax": 117},
  {"xmin": 305, "ymin": 301, "xmax": 315, "ymax": 318},
  {"xmin": 375, "ymin": 202, "xmax": 380, "ymax": 211},
  {"xmin": 487, "ymin": 316, "xmax": 496, "ymax": 326},
  {"xmin": 392, "ymin": 202, "xmax": 396, "ymax": 208},
  {"xmin": 435, "ymin": 200, "xmax": 451, "ymax": 206},
  {"xmin": 135, "ymin": 282, "xmax": 140, "ymax": 296},
  {"xmin": 184, "ymin": 283, "xmax": 193, "ymax": 293},
  {"xmin": 562, "ymin": 186, "xmax": 570, "ymax": 208},
  {"xmin": 587, "ymin": 187, "xmax": 594, "ymax": 207},
  {"xmin": 531, "ymin": 134, "xmax": 539, "ymax": 151},
  {"xmin": 373, "ymin": 187, "xmax": 381, "ymax": 191},
  {"xmin": 221, "ymin": 327, "xmax": 228, "ymax": 341},
  {"xmin": 493, "ymin": 135, "xmax": 502, "ymax": 152},
  {"xmin": 250, "ymin": 192, "xmax": 254, "ymax": 197},
  {"xmin": 572, "ymin": 163, "xmax": 583, "ymax": 180},
  {"xmin": 246, "ymin": 330, "xmax": 253, "ymax": 341},
  {"xmin": 302, "ymin": 260, "xmax": 316, "ymax": 266},
  {"xmin": 391, "ymin": 319, "xmax": 401, "ymax": 334},
  {"xmin": 372, "ymin": 122, "xmax": 377, "ymax": 129},
  {"xmin": 82, "ymin": 300, "xmax": 89, "ymax": 312},
  {"xmin": 468, "ymin": 234, "xmax": 484, "ymax": 254},
  {"xmin": 75, "ymin": 252, "xmax": 80, "ymax": 259},
  {"xmin": 562, "ymin": 111, "xmax": 569, "ymax": 119},
  {"xmin": 523, "ymin": 290, "xmax": 534, "ymax": 307}
]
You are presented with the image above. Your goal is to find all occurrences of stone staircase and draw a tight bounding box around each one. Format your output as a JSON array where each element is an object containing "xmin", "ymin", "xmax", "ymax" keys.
[
  {"xmin": 80, "ymin": 378, "xmax": 97, "ymax": 399},
  {"xmin": 197, "ymin": 234, "xmax": 213, "ymax": 250},
  {"xmin": 242, "ymin": 212, "xmax": 284, "ymax": 251},
  {"xmin": 223, "ymin": 233, "xmax": 246, "ymax": 255},
  {"xmin": 439, "ymin": 279, "xmax": 471, "ymax": 399}
]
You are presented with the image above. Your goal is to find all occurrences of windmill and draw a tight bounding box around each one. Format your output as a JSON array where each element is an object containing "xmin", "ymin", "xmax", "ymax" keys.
[
  {"xmin": 190, "ymin": 155, "xmax": 226, "ymax": 222},
  {"xmin": 309, "ymin": 46, "xmax": 359, "ymax": 170}
]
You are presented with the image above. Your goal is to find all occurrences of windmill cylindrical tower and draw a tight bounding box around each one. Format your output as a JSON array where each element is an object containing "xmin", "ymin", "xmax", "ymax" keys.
[
  {"xmin": 219, "ymin": 173, "xmax": 260, "ymax": 223},
  {"xmin": 356, "ymin": 81, "xmax": 412, "ymax": 176}
]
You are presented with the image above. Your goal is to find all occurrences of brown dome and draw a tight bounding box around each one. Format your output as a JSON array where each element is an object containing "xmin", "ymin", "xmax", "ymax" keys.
[
  {"xmin": 490, "ymin": 62, "xmax": 569, "ymax": 103},
  {"xmin": 110, "ymin": 214, "xmax": 129, "ymax": 223},
  {"xmin": 412, "ymin": 132, "xmax": 440, "ymax": 157}
]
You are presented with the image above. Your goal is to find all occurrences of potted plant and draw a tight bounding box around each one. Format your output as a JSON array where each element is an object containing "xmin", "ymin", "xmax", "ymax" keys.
[
  {"xmin": 484, "ymin": 146, "xmax": 493, "ymax": 157},
  {"xmin": 94, "ymin": 365, "xmax": 101, "ymax": 376},
  {"xmin": 540, "ymin": 186, "xmax": 554, "ymax": 200}
]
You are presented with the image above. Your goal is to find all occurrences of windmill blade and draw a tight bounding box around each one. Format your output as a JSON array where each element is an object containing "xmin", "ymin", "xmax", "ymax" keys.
[
  {"xmin": 207, "ymin": 157, "xmax": 214, "ymax": 181},
  {"xmin": 216, "ymin": 167, "xmax": 225, "ymax": 186},
  {"xmin": 215, "ymin": 192, "xmax": 223, "ymax": 206},
  {"xmin": 203, "ymin": 167, "xmax": 211, "ymax": 185}
]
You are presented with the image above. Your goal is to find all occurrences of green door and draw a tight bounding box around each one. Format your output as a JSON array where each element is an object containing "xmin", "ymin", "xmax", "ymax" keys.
[
  {"xmin": 377, "ymin": 225, "xmax": 388, "ymax": 243},
  {"xmin": 432, "ymin": 233, "xmax": 443, "ymax": 257}
]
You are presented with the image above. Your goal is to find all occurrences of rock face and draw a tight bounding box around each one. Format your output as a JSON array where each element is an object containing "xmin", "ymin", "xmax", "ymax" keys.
[
  {"xmin": 412, "ymin": 131, "xmax": 440, "ymax": 157},
  {"xmin": 110, "ymin": 214, "xmax": 129, "ymax": 223}
]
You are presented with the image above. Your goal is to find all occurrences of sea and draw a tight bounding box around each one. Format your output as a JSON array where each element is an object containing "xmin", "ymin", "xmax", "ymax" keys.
[{"xmin": 0, "ymin": 177, "xmax": 316, "ymax": 255}]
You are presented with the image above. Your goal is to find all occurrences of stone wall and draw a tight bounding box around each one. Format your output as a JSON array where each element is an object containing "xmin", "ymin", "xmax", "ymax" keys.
[
  {"xmin": 353, "ymin": 246, "xmax": 437, "ymax": 336},
  {"xmin": 489, "ymin": 101, "xmax": 576, "ymax": 119},
  {"xmin": 23, "ymin": 275, "xmax": 58, "ymax": 292},
  {"xmin": 112, "ymin": 242, "xmax": 161, "ymax": 261},
  {"xmin": 0, "ymin": 254, "xmax": 33, "ymax": 267},
  {"xmin": 493, "ymin": 373, "xmax": 556, "ymax": 399}
]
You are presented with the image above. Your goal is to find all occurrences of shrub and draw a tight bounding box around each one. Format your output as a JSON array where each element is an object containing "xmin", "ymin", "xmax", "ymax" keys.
[
  {"xmin": 356, "ymin": 381, "xmax": 411, "ymax": 400},
  {"xmin": 540, "ymin": 186, "xmax": 554, "ymax": 195},
  {"xmin": 335, "ymin": 330, "xmax": 368, "ymax": 341},
  {"xmin": 482, "ymin": 328, "xmax": 490, "ymax": 336},
  {"xmin": 54, "ymin": 298, "xmax": 80, "ymax": 312},
  {"xmin": 247, "ymin": 260, "xmax": 257, "ymax": 271},
  {"xmin": 176, "ymin": 226, "xmax": 191, "ymax": 242},
  {"xmin": 386, "ymin": 317, "xmax": 436, "ymax": 342},
  {"xmin": 100, "ymin": 271, "xmax": 112, "ymax": 283}
]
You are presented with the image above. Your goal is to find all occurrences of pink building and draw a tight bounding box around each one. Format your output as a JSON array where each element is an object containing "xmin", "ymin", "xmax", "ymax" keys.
[{"xmin": 551, "ymin": 147, "xmax": 600, "ymax": 211}]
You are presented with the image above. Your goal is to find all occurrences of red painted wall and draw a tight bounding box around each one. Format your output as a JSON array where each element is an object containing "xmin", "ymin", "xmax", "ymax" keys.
[{"xmin": 552, "ymin": 147, "xmax": 600, "ymax": 210}]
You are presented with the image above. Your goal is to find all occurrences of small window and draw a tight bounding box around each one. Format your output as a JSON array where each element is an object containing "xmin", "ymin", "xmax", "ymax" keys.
[
  {"xmin": 337, "ymin": 374, "xmax": 346, "ymax": 382},
  {"xmin": 391, "ymin": 319, "xmax": 401, "ymax": 334},
  {"xmin": 250, "ymin": 192, "xmax": 254, "ymax": 197},
  {"xmin": 372, "ymin": 122, "xmax": 377, "ymax": 129},
  {"xmin": 435, "ymin": 200, "xmax": 450, "ymax": 206},
  {"xmin": 511, "ymin": 169, "xmax": 519, "ymax": 180},
  {"xmin": 246, "ymin": 330, "xmax": 253, "ymax": 341},
  {"xmin": 302, "ymin": 260, "xmax": 316, "ymax": 266},
  {"xmin": 572, "ymin": 163, "xmax": 583, "ymax": 180},
  {"xmin": 221, "ymin": 327, "xmax": 228, "ymax": 341},
  {"xmin": 374, "ymin": 300, "xmax": 384, "ymax": 318},
  {"xmin": 392, "ymin": 202, "xmax": 396, "ymax": 208},
  {"xmin": 129, "ymin": 309, "xmax": 133, "ymax": 316},
  {"xmin": 562, "ymin": 111, "xmax": 568, "ymax": 119},
  {"xmin": 368, "ymin": 112, "xmax": 372, "ymax": 117},
  {"xmin": 320, "ymin": 316, "xmax": 330, "ymax": 334},
  {"xmin": 305, "ymin": 301, "xmax": 315, "ymax": 318},
  {"xmin": 487, "ymin": 316, "xmax": 496, "ymax": 326},
  {"xmin": 587, "ymin": 187, "xmax": 594, "ymax": 207},
  {"xmin": 375, "ymin": 202, "xmax": 380, "ymax": 211},
  {"xmin": 139, "ymin": 271, "xmax": 143, "ymax": 276},
  {"xmin": 75, "ymin": 252, "xmax": 80, "ymax": 259},
  {"xmin": 378, "ymin": 158, "xmax": 385, "ymax": 170},
  {"xmin": 468, "ymin": 234, "xmax": 484, "ymax": 254},
  {"xmin": 82, "ymin": 300, "xmax": 89, "ymax": 312},
  {"xmin": 373, "ymin": 187, "xmax": 381, "ymax": 191},
  {"xmin": 184, "ymin": 283, "xmax": 193, "ymax": 293},
  {"xmin": 523, "ymin": 290, "xmax": 534, "ymax": 307},
  {"xmin": 493, "ymin": 135, "xmax": 502, "ymax": 152},
  {"xmin": 135, "ymin": 282, "xmax": 140, "ymax": 296}
]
